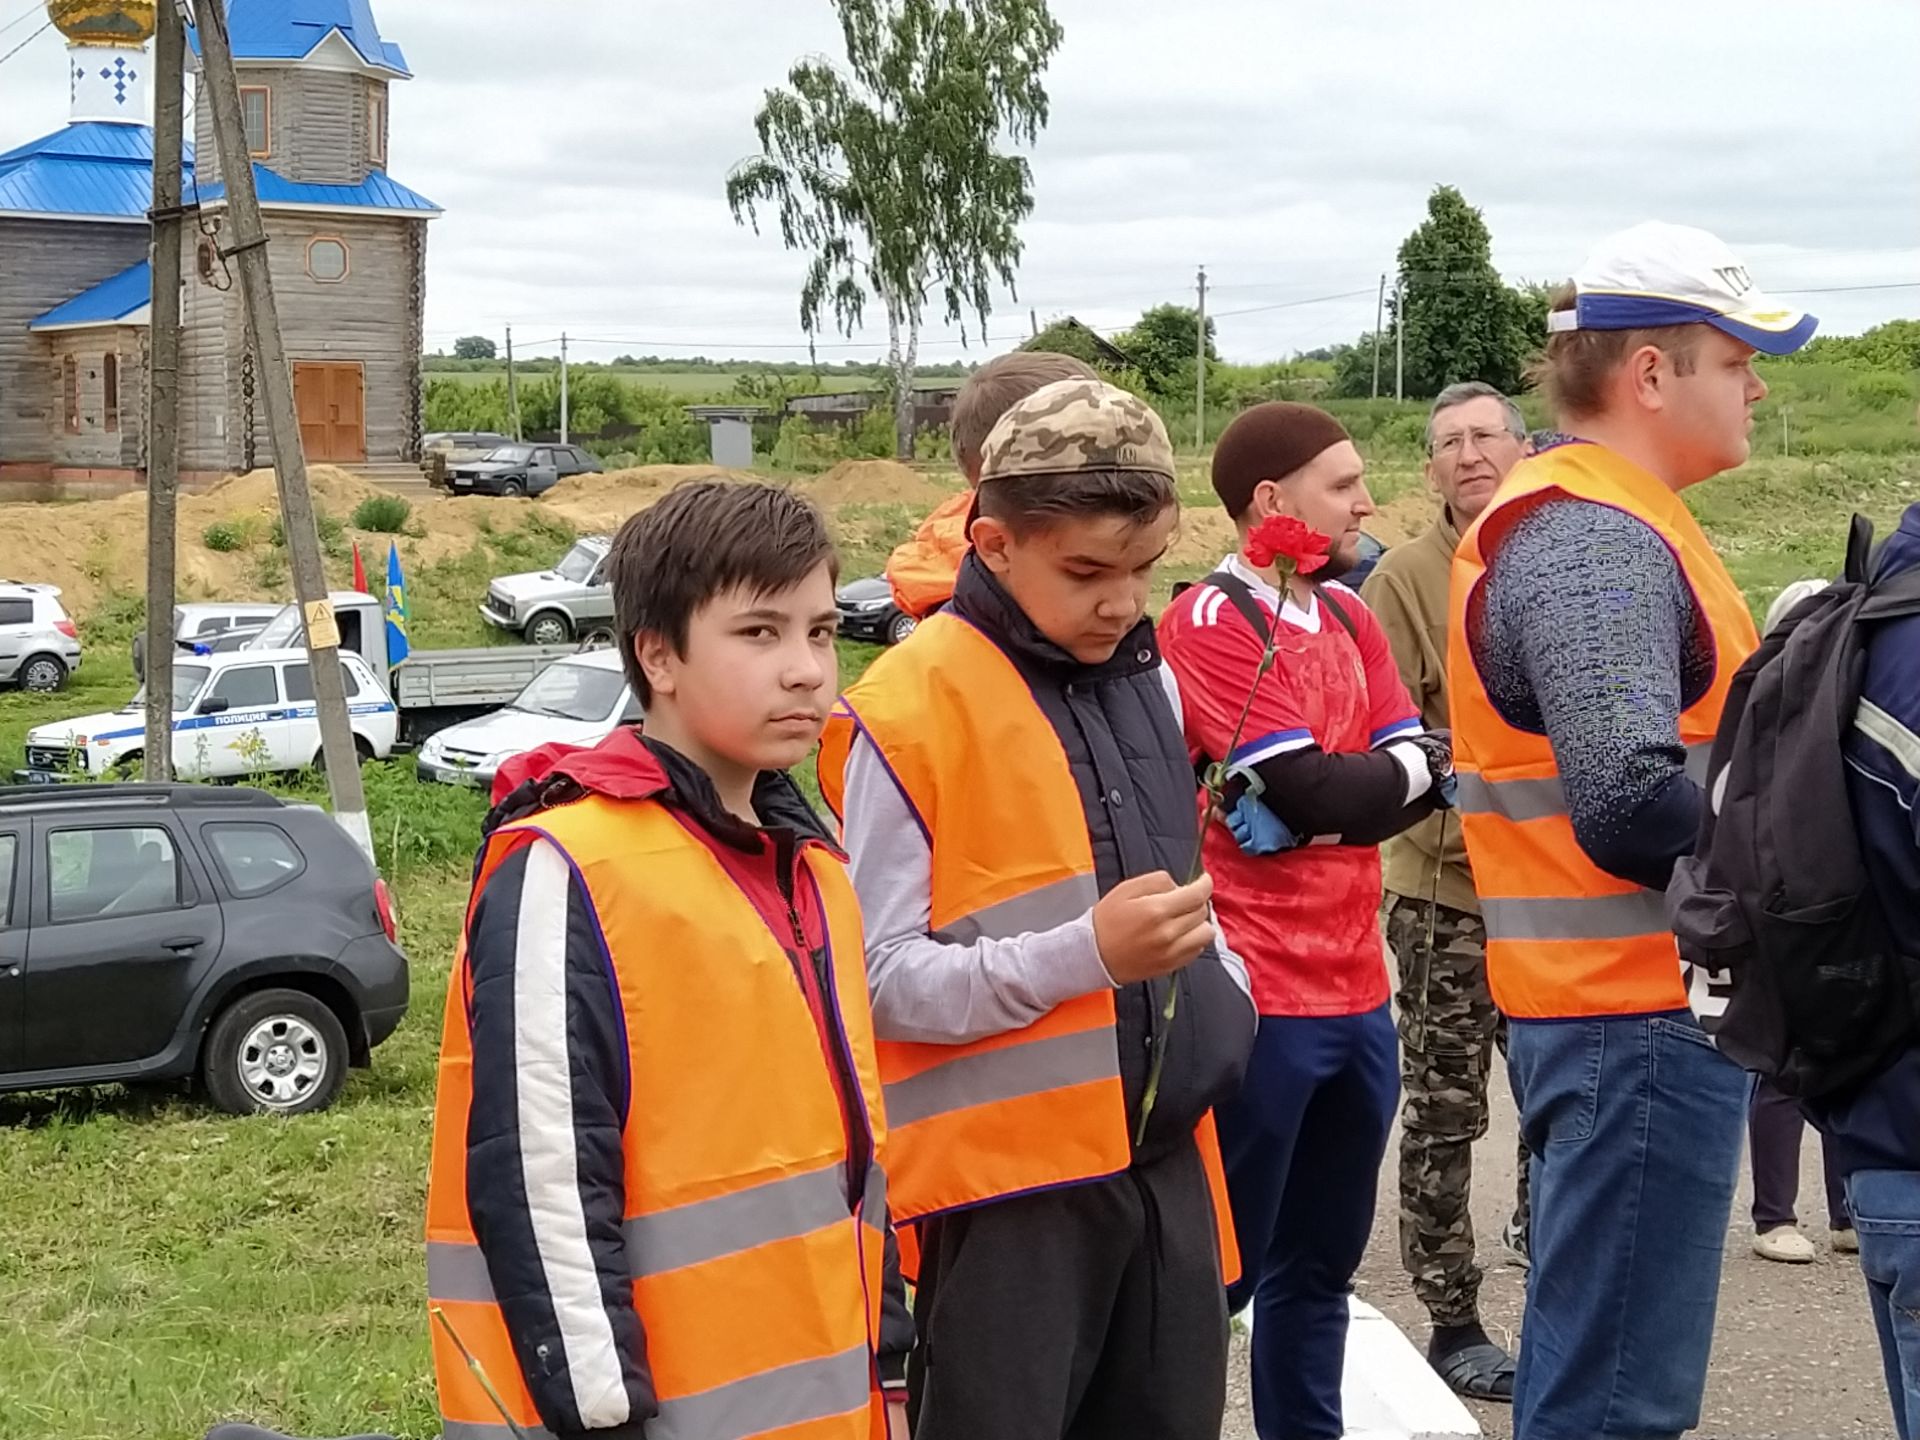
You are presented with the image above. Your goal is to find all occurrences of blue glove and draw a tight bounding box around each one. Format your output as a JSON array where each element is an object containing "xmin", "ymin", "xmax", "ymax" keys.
[
  {"xmin": 1225, "ymin": 792, "xmax": 1299, "ymax": 856},
  {"xmin": 1434, "ymin": 770, "xmax": 1458, "ymax": 810}
]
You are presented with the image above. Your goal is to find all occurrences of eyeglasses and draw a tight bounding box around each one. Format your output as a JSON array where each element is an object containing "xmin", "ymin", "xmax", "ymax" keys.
[{"xmin": 1430, "ymin": 427, "xmax": 1521, "ymax": 459}]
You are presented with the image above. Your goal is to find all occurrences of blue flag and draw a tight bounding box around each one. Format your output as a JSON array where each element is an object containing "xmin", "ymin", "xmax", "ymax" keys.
[{"xmin": 384, "ymin": 542, "xmax": 410, "ymax": 667}]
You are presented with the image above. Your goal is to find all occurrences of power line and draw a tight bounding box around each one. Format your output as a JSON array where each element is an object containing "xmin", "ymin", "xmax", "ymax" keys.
[
  {"xmin": 0, "ymin": 17, "xmax": 51, "ymax": 67},
  {"xmin": 0, "ymin": 0, "xmax": 49, "ymax": 40},
  {"xmin": 1212, "ymin": 287, "xmax": 1379, "ymax": 319},
  {"xmin": 0, "ymin": 0, "xmax": 91, "ymax": 66}
]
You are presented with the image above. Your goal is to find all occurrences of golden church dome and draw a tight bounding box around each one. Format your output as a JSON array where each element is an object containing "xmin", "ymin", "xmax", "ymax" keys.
[{"xmin": 48, "ymin": 0, "xmax": 155, "ymax": 46}]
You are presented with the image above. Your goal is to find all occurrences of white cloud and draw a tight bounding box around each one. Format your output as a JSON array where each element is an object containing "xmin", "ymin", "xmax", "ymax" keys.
[{"xmin": 5, "ymin": 0, "xmax": 1915, "ymax": 362}]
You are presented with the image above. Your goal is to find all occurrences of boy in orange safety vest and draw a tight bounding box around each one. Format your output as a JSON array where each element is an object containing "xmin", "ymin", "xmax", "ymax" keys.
[
  {"xmin": 883, "ymin": 350, "xmax": 1097, "ymax": 619},
  {"xmin": 426, "ymin": 482, "xmax": 910, "ymax": 1440},
  {"xmin": 822, "ymin": 378, "xmax": 1256, "ymax": 1440},
  {"xmin": 1447, "ymin": 223, "xmax": 1814, "ymax": 1440}
]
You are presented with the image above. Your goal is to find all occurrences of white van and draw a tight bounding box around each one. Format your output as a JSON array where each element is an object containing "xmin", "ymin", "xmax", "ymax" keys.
[{"xmin": 19, "ymin": 648, "xmax": 399, "ymax": 782}]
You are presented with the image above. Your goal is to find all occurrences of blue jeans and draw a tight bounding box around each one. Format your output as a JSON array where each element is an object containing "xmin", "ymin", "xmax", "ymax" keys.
[
  {"xmin": 1506, "ymin": 1011, "xmax": 1745, "ymax": 1440},
  {"xmin": 1847, "ymin": 1169, "xmax": 1920, "ymax": 1440},
  {"xmin": 1219, "ymin": 1005, "xmax": 1398, "ymax": 1440}
]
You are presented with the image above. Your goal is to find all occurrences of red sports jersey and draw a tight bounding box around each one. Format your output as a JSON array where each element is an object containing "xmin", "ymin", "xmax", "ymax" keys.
[{"xmin": 1159, "ymin": 556, "xmax": 1422, "ymax": 1017}]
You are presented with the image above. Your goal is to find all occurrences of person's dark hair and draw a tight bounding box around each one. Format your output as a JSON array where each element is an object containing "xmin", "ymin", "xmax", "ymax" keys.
[
  {"xmin": 608, "ymin": 481, "xmax": 838, "ymax": 705},
  {"xmin": 1530, "ymin": 282, "xmax": 1701, "ymax": 420},
  {"xmin": 951, "ymin": 351, "xmax": 1100, "ymax": 476},
  {"xmin": 974, "ymin": 469, "xmax": 1177, "ymax": 537}
]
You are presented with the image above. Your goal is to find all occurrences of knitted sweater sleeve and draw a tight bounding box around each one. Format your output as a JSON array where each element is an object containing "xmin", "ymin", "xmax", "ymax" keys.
[{"xmin": 1478, "ymin": 499, "xmax": 1706, "ymax": 892}]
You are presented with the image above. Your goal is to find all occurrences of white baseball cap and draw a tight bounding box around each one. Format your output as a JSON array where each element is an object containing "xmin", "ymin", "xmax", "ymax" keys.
[{"xmin": 1546, "ymin": 221, "xmax": 1818, "ymax": 355}]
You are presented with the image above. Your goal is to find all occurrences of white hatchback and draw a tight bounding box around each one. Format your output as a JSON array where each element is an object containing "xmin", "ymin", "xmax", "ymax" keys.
[{"xmin": 19, "ymin": 648, "xmax": 399, "ymax": 782}]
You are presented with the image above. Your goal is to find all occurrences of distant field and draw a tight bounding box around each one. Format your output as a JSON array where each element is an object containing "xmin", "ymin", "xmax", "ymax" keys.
[{"xmin": 422, "ymin": 368, "xmax": 976, "ymax": 399}]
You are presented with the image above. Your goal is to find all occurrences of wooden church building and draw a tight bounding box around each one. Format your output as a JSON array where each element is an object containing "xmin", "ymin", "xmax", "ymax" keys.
[{"xmin": 0, "ymin": 0, "xmax": 440, "ymax": 495}]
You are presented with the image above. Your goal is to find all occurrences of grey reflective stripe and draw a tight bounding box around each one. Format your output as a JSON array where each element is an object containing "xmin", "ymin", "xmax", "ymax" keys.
[
  {"xmin": 429, "ymin": 1164, "xmax": 859, "ymax": 1304},
  {"xmin": 861, "ymin": 1161, "xmax": 888, "ymax": 1233},
  {"xmin": 1482, "ymin": 890, "xmax": 1670, "ymax": 942},
  {"xmin": 1456, "ymin": 771, "xmax": 1565, "ymax": 821},
  {"xmin": 426, "ymin": 1239, "xmax": 496, "ymax": 1303},
  {"xmin": 1460, "ymin": 742, "xmax": 1715, "ymax": 822},
  {"xmin": 624, "ymin": 1162, "xmax": 853, "ymax": 1277},
  {"xmin": 932, "ymin": 872, "xmax": 1098, "ymax": 946},
  {"xmin": 442, "ymin": 1421, "xmax": 555, "ymax": 1440},
  {"xmin": 651, "ymin": 1343, "xmax": 874, "ymax": 1440},
  {"xmin": 884, "ymin": 1025, "xmax": 1120, "ymax": 1129}
]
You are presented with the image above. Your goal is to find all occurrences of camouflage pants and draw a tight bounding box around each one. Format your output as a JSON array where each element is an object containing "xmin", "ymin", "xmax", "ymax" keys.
[{"xmin": 1386, "ymin": 895, "xmax": 1532, "ymax": 1328}]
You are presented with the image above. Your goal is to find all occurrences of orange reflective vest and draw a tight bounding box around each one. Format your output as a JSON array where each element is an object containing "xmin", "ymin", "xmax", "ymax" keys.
[
  {"xmin": 426, "ymin": 795, "xmax": 890, "ymax": 1440},
  {"xmin": 884, "ymin": 491, "xmax": 972, "ymax": 619},
  {"xmin": 818, "ymin": 612, "xmax": 1238, "ymax": 1283},
  {"xmin": 1447, "ymin": 443, "xmax": 1759, "ymax": 1020}
]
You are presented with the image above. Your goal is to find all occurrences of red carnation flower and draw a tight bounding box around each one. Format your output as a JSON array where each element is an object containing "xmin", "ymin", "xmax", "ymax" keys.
[{"xmin": 1243, "ymin": 514, "xmax": 1332, "ymax": 576}]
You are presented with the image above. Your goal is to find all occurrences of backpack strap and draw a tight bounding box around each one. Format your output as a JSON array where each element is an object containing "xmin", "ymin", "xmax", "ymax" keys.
[
  {"xmin": 1315, "ymin": 584, "xmax": 1360, "ymax": 641},
  {"xmin": 1201, "ymin": 570, "xmax": 1360, "ymax": 643},
  {"xmin": 1201, "ymin": 570, "xmax": 1277, "ymax": 645},
  {"xmin": 1844, "ymin": 513, "xmax": 1877, "ymax": 585}
]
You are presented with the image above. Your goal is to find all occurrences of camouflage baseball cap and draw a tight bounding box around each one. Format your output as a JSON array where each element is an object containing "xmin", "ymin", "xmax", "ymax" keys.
[{"xmin": 978, "ymin": 378, "xmax": 1176, "ymax": 484}]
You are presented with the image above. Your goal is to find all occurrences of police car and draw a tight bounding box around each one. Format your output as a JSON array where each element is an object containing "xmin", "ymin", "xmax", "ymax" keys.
[{"xmin": 19, "ymin": 649, "xmax": 399, "ymax": 783}]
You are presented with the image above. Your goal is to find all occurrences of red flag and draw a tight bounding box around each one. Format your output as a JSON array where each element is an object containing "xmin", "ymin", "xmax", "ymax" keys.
[{"xmin": 352, "ymin": 542, "xmax": 367, "ymax": 593}]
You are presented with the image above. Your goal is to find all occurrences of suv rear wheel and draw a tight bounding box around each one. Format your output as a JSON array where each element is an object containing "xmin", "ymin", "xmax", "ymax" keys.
[
  {"xmin": 525, "ymin": 611, "xmax": 572, "ymax": 646},
  {"xmin": 202, "ymin": 988, "xmax": 349, "ymax": 1116},
  {"xmin": 19, "ymin": 653, "xmax": 67, "ymax": 692}
]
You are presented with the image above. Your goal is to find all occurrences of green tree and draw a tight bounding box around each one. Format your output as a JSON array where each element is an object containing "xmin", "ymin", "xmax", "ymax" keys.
[
  {"xmin": 1114, "ymin": 303, "xmax": 1218, "ymax": 398},
  {"xmin": 1024, "ymin": 316, "xmax": 1119, "ymax": 371},
  {"xmin": 1394, "ymin": 185, "xmax": 1534, "ymax": 397},
  {"xmin": 726, "ymin": 0, "xmax": 1064, "ymax": 458},
  {"xmin": 453, "ymin": 335, "xmax": 497, "ymax": 361}
]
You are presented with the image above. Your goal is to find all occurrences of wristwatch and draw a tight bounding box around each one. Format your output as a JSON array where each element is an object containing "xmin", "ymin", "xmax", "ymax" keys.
[{"xmin": 1403, "ymin": 732, "xmax": 1457, "ymax": 806}]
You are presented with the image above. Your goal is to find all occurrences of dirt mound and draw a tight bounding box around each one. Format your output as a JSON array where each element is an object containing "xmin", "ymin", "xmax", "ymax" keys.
[
  {"xmin": 1368, "ymin": 492, "xmax": 1437, "ymax": 548},
  {"xmin": 1166, "ymin": 506, "xmax": 1237, "ymax": 568},
  {"xmin": 805, "ymin": 459, "xmax": 953, "ymax": 509},
  {"xmin": 541, "ymin": 465, "xmax": 755, "ymax": 532},
  {"xmin": 0, "ymin": 465, "xmax": 504, "ymax": 621},
  {"xmin": 193, "ymin": 464, "xmax": 383, "ymax": 515}
]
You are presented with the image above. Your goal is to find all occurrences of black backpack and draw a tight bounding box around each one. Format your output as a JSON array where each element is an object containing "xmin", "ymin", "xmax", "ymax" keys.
[{"xmin": 1669, "ymin": 516, "xmax": 1920, "ymax": 1098}]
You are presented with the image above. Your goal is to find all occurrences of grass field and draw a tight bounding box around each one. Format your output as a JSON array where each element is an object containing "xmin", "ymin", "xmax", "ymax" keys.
[{"xmin": 0, "ymin": 449, "xmax": 1914, "ymax": 1438}]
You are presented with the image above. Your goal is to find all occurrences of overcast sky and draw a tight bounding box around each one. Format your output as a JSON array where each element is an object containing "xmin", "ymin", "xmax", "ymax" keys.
[{"xmin": 6, "ymin": 0, "xmax": 1918, "ymax": 364}]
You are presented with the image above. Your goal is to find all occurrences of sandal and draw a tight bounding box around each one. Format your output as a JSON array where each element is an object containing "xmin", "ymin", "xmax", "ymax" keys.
[{"xmin": 1431, "ymin": 1339, "xmax": 1518, "ymax": 1403}]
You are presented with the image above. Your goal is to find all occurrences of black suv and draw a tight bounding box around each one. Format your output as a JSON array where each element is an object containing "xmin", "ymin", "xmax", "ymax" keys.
[
  {"xmin": 0, "ymin": 785, "xmax": 408, "ymax": 1115},
  {"xmin": 447, "ymin": 442, "xmax": 603, "ymax": 497}
]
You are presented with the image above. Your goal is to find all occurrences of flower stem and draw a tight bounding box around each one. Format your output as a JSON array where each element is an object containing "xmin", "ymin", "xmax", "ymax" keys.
[{"xmin": 1136, "ymin": 572, "xmax": 1287, "ymax": 1146}]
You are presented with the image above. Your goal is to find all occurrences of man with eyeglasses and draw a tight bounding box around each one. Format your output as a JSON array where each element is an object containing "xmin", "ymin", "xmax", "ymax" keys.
[{"xmin": 1360, "ymin": 381, "xmax": 1531, "ymax": 1402}]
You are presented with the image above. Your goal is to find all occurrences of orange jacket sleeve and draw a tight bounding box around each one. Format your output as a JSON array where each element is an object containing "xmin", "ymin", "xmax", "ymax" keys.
[{"xmin": 885, "ymin": 491, "xmax": 973, "ymax": 618}]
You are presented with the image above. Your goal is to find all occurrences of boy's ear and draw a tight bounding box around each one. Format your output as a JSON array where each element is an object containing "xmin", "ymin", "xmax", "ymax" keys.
[
  {"xmin": 636, "ymin": 630, "xmax": 677, "ymax": 699},
  {"xmin": 969, "ymin": 513, "xmax": 1017, "ymax": 575}
]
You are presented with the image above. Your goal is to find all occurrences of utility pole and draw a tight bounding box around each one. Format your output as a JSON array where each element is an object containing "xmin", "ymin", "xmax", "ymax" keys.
[
  {"xmin": 1029, "ymin": 308, "xmax": 1038, "ymax": 340},
  {"xmin": 143, "ymin": 0, "xmax": 187, "ymax": 782},
  {"xmin": 195, "ymin": 0, "xmax": 373, "ymax": 861},
  {"xmin": 1394, "ymin": 272, "xmax": 1406, "ymax": 403},
  {"xmin": 505, "ymin": 324, "xmax": 520, "ymax": 440},
  {"xmin": 1371, "ymin": 273, "xmax": 1385, "ymax": 400},
  {"xmin": 559, "ymin": 332, "xmax": 569, "ymax": 444},
  {"xmin": 1194, "ymin": 264, "xmax": 1208, "ymax": 450}
]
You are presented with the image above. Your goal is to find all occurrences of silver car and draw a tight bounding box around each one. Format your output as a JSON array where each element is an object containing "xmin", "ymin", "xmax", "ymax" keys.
[
  {"xmin": 479, "ymin": 536, "xmax": 615, "ymax": 646},
  {"xmin": 0, "ymin": 582, "xmax": 82, "ymax": 691}
]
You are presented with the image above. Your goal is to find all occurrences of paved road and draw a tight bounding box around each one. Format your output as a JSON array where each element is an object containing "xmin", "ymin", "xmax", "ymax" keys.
[{"xmin": 1222, "ymin": 1054, "xmax": 1892, "ymax": 1439}]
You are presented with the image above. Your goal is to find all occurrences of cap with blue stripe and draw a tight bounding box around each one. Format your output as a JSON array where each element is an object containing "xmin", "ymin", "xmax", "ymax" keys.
[{"xmin": 1546, "ymin": 222, "xmax": 1818, "ymax": 357}]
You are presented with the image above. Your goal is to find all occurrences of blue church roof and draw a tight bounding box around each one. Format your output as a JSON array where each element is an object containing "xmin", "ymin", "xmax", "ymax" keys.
[
  {"xmin": 193, "ymin": 164, "xmax": 440, "ymax": 216},
  {"xmin": 0, "ymin": 122, "xmax": 194, "ymax": 221},
  {"xmin": 190, "ymin": 0, "xmax": 410, "ymax": 77},
  {"xmin": 31, "ymin": 259, "xmax": 151, "ymax": 330}
]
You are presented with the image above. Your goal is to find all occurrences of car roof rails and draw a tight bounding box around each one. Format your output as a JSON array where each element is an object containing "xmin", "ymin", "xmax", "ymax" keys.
[{"xmin": 0, "ymin": 783, "xmax": 285, "ymax": 810}]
